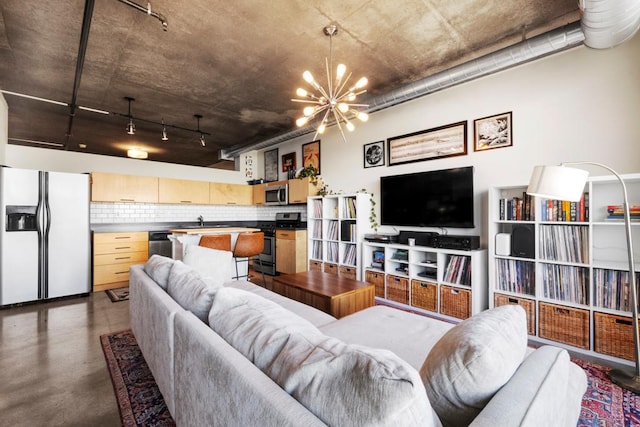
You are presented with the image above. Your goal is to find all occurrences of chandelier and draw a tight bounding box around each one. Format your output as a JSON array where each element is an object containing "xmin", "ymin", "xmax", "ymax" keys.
[{"xmin": 292, "ymin": 24, "xmax": 369, "ymax": 142}]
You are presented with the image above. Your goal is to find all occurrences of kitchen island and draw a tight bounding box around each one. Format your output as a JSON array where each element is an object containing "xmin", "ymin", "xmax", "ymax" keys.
[{"xmin": 169, "ymin": 227, "xmax": 261, "ymax": 278}]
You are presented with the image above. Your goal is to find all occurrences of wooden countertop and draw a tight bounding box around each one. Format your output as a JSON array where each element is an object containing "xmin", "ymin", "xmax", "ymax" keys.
[{"xmin": 169, "ymin": 227, "xmax": 260, "ymax": 235}]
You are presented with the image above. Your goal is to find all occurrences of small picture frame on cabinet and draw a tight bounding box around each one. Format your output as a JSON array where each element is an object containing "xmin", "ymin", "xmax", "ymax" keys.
[{"xmin": 363, "ymin": 141, "xmax": 385, "ymax": 168}]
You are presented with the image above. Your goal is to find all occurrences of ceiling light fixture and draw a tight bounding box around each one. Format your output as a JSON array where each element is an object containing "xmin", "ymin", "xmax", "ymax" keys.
[
  {"xmin": 125, "ymin": 97, "xmax": 136, "ymax": 135},
  {"xmin": 127, "ymin": 147, "xmax": 148, "ymax": 159},
  {"xmin": 194, "ymin": 114, "xmax": 205, "ymax": 147},
  {"xmin": 292, "ymin": 24, "xmax": 369, "ymax": 143},
  {"xmin": 161, "ymin": 119, "xmax": 168, "ymax": 141}
]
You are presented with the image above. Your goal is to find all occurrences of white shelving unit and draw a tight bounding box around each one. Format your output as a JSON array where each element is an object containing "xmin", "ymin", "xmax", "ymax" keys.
[
  {"xmin": 307, "ymin": 193, "xmax": 372, "ymax": 280},
  {"xmin": 488, "ymin": 173, "xmax": 640, "ymax": 365},
  {"xmin": 362, "ymin": 241, "xmax": 487, "ymax": 323}
]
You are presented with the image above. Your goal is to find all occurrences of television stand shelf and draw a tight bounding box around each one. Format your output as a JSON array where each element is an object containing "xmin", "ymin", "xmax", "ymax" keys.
[{"xmin": 362, "ymin": 241, "xmax": 487, "ymax": 322}]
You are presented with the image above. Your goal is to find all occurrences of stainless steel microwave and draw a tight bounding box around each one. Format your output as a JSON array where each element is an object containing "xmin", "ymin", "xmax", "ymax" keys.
[{"xmin": 265, "ymin": 184, "xmax": 288, "ymax": 205}]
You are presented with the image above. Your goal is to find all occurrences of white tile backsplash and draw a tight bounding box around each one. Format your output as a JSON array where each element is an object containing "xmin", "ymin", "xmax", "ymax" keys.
[{"xmin": 90, "ymin": 202, "xmax": 306, "ymax": 224}]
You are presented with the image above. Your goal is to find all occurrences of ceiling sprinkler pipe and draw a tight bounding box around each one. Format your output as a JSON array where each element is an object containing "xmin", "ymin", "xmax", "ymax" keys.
[{"xmin": 117, "ymin": 0, "xmax": 168, "ymax": 31}]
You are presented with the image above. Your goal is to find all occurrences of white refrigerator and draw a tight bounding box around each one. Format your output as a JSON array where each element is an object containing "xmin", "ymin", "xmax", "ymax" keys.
[{"xmin": 0, "ymin": 167, "xmax": 90, "ymax": 305}]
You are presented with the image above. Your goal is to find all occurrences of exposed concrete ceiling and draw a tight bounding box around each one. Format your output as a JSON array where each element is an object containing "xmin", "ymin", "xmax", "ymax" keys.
[{"xmin": 0, "ymin": 0, "xmax": 580, "ymax": 168}]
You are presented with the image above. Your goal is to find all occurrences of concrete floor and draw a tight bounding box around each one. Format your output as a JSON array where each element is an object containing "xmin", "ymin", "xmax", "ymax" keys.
[{"xmin": 0, "ymin": 292, "xmax": 129, "ymax": 426}]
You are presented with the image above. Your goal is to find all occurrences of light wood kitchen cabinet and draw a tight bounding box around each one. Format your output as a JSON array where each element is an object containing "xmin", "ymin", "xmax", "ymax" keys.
[
  {"xmin": 276, "ymin": 229, "xmax": 307, "ymax": 274},
  {"xmin": 210, "ymin": 182, "xmax": 252, "ymax": 205},
  {"xmin": 252, "ymin": 183, "xmax": 266, "ymax": 205},
  {"xmin": 90, "ymin": 172, "xmax": 158, "ymax": 203},
  {"xmin": 288, "ymin": 176, "xmax": 320, "ymax": 204},
  {"xmin": 158, "ymin": 178, "xmax": 210, "ymax": 204},
  {"xmin": 93, "ymin": 231, "xmax": 148, "ymax": 292}
]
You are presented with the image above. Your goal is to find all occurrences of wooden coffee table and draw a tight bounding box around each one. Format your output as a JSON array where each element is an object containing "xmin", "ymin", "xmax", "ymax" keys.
[{"xmin": 272, "ymin": 271, "xmax": 375, "ymax": 319}]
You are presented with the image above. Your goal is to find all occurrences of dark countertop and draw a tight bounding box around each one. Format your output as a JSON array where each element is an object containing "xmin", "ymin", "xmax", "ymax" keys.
[{"xmin": 91, "ymin": 221, "xmax": 308, "ymax": 233}]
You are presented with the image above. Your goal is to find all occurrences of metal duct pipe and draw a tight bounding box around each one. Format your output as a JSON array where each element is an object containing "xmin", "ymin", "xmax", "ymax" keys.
[
  {"xmin": 221, "ymin": 22, "xmax": 585, "ymax": 158},
  {"xmin": 580, "ymin": 0, "xmax": 640, "ymax": 49}
]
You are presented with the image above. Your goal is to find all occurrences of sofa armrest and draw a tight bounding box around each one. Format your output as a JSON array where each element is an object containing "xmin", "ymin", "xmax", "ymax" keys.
[
  {"xmin": 470, "ymin": 345, "xmax": 587, "ymax": 427},
  {"xmin": 129, "ymin": 264, "xmax": 184, "ymax": 416},
  {"xmin": 173, "ymin": 310, "xmax": 327, "ymax": 427}
]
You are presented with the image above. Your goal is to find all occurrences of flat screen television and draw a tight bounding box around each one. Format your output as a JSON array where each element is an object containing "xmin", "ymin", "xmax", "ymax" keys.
[{"xmin": 380, "ymin": 166, "xmax": 475, "ymax": 228}]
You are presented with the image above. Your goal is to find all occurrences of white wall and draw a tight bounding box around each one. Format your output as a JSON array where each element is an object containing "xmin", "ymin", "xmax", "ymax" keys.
[{"xmin": 259, "ymin": 32, "xmax": 640, "ymax": 244}]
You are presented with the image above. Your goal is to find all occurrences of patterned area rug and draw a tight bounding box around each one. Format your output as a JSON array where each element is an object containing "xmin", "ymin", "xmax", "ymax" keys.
[
  {"xmin": 105, "ymin": 287, "xmax": 130, "ymax": 302},
  {"xmin": 100, "ymin": 330, "xmax": 174, "ymax": 426},
  {"xmin": 101, "ymin": 329, "xmax": 639, "ymax": 425},
  {"xmin": 574, "ymin": 358, "xmax": 640, "ymax": 426}
]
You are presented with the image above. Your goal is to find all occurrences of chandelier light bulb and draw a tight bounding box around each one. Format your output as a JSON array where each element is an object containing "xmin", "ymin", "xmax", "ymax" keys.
[
  {"xmin": 303, "ymin": 71, "xmax": 315, "ymax": 84},
  {"xmin": 303, "ymin": 106, "xmax": 315, "ymax": 116},
  {"xmin": 318, "ymin": 122, "xmax": 326, "ymax": 134},
  {"xmin": 357, "ymin": 112, "xmax": 369, "ymax": 122},
  {"xmin": 347, "ymin": 92, "xmax": 356, "ymax": 101},
  {"xmin": 355, "ymin": 77, "xmax": 368, "ymax": 89},
  {"xmin": 336, "ymin": 64, "xmax": 346, "ymax": 79},
  {"xmin": 296, "ymin": 88, "xmax": 308, "ymax": 97},
  {"xmin": 337, "ymin": 103, "xmax": 349, "ymax": 113},
  {"xmin": 296, "ymin": 117, "xmax": 309, "ymax": 127},
  {"xmin": 346, "ymin": 121, "xmax": 355, "ymax": 132}
]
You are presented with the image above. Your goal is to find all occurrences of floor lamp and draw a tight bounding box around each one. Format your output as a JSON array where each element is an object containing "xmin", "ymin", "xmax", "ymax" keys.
[{"xmin": 527, "ymin": 162, "xmax": 639, "ymax": 393}]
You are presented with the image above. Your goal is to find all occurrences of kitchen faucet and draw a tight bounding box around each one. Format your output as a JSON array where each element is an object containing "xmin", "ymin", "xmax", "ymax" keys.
[{"xmin": 198, "ymin": 215, "xmax": 204, "ymax": 227}]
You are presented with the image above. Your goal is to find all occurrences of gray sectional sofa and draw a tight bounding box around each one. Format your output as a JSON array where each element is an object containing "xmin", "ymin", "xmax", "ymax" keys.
[{"xmin": 129, "ymin": 251, "xmax": 587, "ymax": 427}]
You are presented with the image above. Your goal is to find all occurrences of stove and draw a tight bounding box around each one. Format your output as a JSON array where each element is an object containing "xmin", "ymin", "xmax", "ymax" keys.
[
  {"xmin": 255, "ymin": 212, "xmax": 303, "ymax": 276},
  {"xmin": 275, "ymin": 212, "xmax": 302, "ymax": 229}
]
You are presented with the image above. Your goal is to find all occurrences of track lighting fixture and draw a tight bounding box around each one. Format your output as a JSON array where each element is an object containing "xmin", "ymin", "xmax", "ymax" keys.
[
  {"xmin": 125, "ymin": 97, "xmax": 135, "ymax": 135},
  {"xmin": 194, "ymin": 114, "xmax": 205, "ymax": 147},
  {"xmin": 161, "ymin": 119, "xmax": 168, "ymax": 141}
]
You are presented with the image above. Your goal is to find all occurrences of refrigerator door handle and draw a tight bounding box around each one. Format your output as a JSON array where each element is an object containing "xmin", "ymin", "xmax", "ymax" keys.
[
  {"xmin": 42, "ymin": 172, "xmax": 50, "ymax": 299},
  {"xmin": 36, "ymin": 172, "xmax": 45, "ymax": 299}
]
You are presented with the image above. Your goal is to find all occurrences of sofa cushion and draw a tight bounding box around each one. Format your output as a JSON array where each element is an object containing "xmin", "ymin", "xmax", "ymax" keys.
[
  {"xmin": 210, "ymin": 287, "xmax": 442, "ymax": 427},
  {"xmin": 167, "ymin": 261, "xmax": 222, "ymax": 323},
  {"xmin": 419, "ymin": 305, "xmax": 527, "ymax": 426},
  {"xmin": 143, "ymin": 254, "xmax": 175, "ymax": 290},
  {"xmin": 183, "ymin": 244, "xmax": 233, "ymax": 286}
]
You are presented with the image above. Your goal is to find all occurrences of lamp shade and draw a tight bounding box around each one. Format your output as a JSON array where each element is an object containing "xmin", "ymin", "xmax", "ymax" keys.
[{"xmin": 526, "ymin": 165, "xmax": 589, "ymax": 202}]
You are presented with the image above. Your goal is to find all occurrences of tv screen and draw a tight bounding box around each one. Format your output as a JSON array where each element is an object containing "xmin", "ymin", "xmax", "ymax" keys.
[{"xmin": 380, "ymin": 166, "xmax": 475, "ymax": 228}]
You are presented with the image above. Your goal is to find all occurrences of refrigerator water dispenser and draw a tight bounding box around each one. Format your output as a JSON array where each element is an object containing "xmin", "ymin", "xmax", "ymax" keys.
[{"xmin": 6, "ymin": 205, "xmax": 37, "ymax": 231}]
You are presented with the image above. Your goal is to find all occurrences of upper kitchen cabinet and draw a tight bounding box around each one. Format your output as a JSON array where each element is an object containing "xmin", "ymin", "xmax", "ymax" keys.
[
  {"xmin": 90, "ymin": 172, "xmax": 158, "ymax": 203},
  {"xmin": 252, "ymin": 183, "xmax": 267, "ymax": 206},
  {"xmin": 210, "ymin": 182, "xmax": 253, "ymax": 206},
  {"xmin": 288, "ymin": 176, "xmax": 321, "ymax": 204},
  {"xmin": 159, "ymin": 178, "xmax": 210, "ymax": 204}
]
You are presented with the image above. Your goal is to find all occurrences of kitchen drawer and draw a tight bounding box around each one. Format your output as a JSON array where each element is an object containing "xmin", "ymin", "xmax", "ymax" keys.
[
  {"xmin": 94, "ymin": 240, "xmax": 148, "ymax": 255},
  {"xmin": 94, "ymin": 263, "xmax": 136, "ymax": 285},
  {"xmin": 94, "ymin": 251, "xmax": 148, "ymax": 266},
  {"xmin": 275, "ymin": 229, "xmax": 296, "ymax": 240},
  {"xmin": 94, "ymin": 231, "xmax": 148, "ymax": 244}
]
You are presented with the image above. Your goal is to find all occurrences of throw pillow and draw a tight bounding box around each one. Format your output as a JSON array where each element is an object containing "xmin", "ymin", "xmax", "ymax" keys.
[
  {"xmin": 167, "ymin": 260, "xmax": 222, "ymax": 323},
  {"xmin": 143, "ymin": 254, "xmax": 174, "ymax": 290},
  {"xmin": 419, "ymin": 304, "xmax": 528, "ymax": 426},
  {"xmin": 210, "ymin": 287, "xmax": 442, "ymax": 427},
  {"xmin": 183, "ymin": 244, "xmax": 233, "ymax": 286}
]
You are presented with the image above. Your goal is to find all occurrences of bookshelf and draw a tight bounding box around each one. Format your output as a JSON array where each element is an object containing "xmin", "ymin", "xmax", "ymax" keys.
[
  {"xmin": 307, "ymin": 193, "xmax": 372, "ymax": 280},
  {"xmin": 488, "ymin": 173, "xmax": 640, "ymax": 364},
  {"xmin": 362, "ymin": 241, "xmax": 487, "ymax": 322}
]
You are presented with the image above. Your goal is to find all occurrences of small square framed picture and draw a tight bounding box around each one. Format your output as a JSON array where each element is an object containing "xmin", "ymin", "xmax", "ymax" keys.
[
  {"xmin": 474, "ymin": 112, "xmax": 512, "ymax": 151},
  {"xmin": 363, "ymin": 140, "xmax": 385, "ymax": 168}
]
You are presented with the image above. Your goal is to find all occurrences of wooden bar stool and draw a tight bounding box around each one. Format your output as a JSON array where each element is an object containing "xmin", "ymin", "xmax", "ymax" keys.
[
  {"xmin": 199, "ymin": 234, "xmax": 232, "ymax": 251},
  {"xmin": 233, "ymin": 232, "xmax": 265, "ymax": 285}
]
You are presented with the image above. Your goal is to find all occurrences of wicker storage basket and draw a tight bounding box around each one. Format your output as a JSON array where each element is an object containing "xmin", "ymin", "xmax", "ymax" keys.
[
  {"xmin": 539, "ymin": 302, "xmax": 589, "ymax": 349},
  {"xmin": 365, "ymin": 270, "xmax": 385, "ymax": 298},
  {"xmin": 386, "ymin": 275, "xmax": 409, "ymax": 304},
  {"xmin": 323, "ymin": 262, "xmax": 338, "ymax": 275},
  {"xmin": 440, "ymin": 285, "xmax": 471, "ymax": 319},
  {"xmin": 594, "ymin": 312, "xmax": 638, "ymax": 361},
  {"xmin": 411, "ymin": 280, "xmax": 437, "ymax": 312},
  {"xmin": 309, "ymin": 260, "xmax": 323, "ymax": 272},
  {"xmin": 494, "ymin": 293, "xmax": 536, "ymax": 335},
  {"xmin": 339, "ymin": 265, "xmax": 357, "ymax": 280}
]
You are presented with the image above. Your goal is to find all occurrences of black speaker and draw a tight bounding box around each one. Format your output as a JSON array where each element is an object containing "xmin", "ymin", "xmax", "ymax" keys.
[{"xmin": 511, "ymin": 225, "xmax": 535, "ymax": 258}]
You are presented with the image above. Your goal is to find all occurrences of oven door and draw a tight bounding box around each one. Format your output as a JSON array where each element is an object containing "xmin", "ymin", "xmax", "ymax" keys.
[{"xmin": 260, "ymin": 235, "xmax": 275, "ymax": 264}]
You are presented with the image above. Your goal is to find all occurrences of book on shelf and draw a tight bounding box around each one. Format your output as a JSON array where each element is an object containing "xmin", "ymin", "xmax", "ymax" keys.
[
  {"xmin": 495, "ymin": 258, "xmax": 535, "ymax": 295},
  {"xmin": 606, "ymin": 204, "xmax": 640, "ymax": 221},
  {"xmin": 538, "ymin": 192, "xmax": 589, "ymax": 222},
  {"xmin": 342, "ymin": 197, "xmax": 357, "ymax": 219},
  {"xmin": 593, "ymin": 268, "xmax": 640, "ymax": 311},
  {"xmin": 312, "ymin": 199, "xmax": 323, "ymax": 218},
  {"xmin": 499, "ymin": 192, "xmax": 534, "ymax": 221},
  {"xmin": 444, "ymin": 255, "xmax": 471, "ymax": 286},
  {"xmin": 541, "ymin": 264, "xmax": 589, "ymax": 305}
]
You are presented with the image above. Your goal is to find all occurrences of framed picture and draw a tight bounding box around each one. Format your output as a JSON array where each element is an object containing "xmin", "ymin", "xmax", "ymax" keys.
[
  {"xmin": 363, "ymin": 140, "xmax": 385, "ymax": 168},
  {"xmin": 388, "ymin": 121, "xmax": 467, "ymax": 166},
  {"xmin": 474, "ymin": 112, "xmax": 512, "ymax": 151},
  {"xmin": 302, "ymin": 140, "xmax": 321, "ymax": 173},
  {"xmin": 264, "ymin": 148, "xmax": 278, "ymax": 182},
  {"xmin": 282, "ymin": 152, "xmax": 296, "ymax": 172}
]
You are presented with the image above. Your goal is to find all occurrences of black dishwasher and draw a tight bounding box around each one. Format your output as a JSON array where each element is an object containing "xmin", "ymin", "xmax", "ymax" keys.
[{"xmin": 148, "ymin": 231, "xmax": 173, "ymax": 258}]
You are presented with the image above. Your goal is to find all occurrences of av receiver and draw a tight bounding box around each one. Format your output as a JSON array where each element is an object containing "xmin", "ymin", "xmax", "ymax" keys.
[{"xmin": 431, "ymin": 235, "xmax": 480, "ymax": 251}]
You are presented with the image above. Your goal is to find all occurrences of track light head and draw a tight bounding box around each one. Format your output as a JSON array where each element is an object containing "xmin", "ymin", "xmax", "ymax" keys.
[
  {"xmin": 161, "ymin": 119, "xmax": 168, "ymax": 141},
  {"xmin": 200, "ymin": 134, "xmax": 206, "ymax": 147},
  {"xmin": 125, "ymin": 97, "xmax": 136, "ymax": 135}
]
